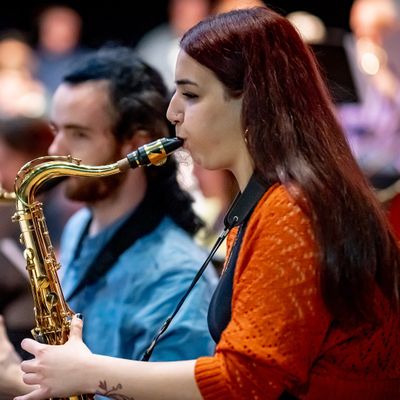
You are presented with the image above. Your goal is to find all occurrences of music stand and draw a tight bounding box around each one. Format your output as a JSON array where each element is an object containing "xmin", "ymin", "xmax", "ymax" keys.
[{"xmin": 311, "ymin": 42, "xmax": 360, "ymax": 104}]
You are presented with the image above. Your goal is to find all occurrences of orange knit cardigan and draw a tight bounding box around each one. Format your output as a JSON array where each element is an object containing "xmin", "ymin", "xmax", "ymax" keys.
[{"xmin": 195, "ymin": 184, "xmax": 400, "ymax": 399}]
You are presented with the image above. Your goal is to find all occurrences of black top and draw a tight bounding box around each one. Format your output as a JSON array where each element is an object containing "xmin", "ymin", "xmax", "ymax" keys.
[{"xmin": 207, "ymin": 173, "xmax": 271, "ymax": 343}]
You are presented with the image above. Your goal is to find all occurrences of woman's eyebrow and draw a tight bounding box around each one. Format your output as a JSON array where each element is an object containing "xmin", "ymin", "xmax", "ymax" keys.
[{"xmin": 175, "ymin": 79, "xmax": 199, "ymax": 87}]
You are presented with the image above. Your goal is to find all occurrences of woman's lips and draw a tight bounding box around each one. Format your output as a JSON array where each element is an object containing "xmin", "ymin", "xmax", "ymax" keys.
[{"xmin": 177, "ymin": 137, "xmax": 187, "ymax": 149}]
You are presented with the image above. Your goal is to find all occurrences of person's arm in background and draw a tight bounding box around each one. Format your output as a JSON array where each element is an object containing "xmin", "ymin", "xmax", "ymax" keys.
[{"xmin": 0, "ymin": 315, "xmax": 36, "ymax": 398}]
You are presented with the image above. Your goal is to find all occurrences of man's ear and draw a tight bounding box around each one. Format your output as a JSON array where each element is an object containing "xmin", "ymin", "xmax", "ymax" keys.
[{"xmin": 121, "ymin": 129, "xmax": 152, "ymax": 155}]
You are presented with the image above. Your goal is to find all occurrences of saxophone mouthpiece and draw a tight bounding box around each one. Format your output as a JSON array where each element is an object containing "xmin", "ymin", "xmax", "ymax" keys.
[{"xmin": 118, "ymin": 137, "xmax": 184, "ymax": 171}]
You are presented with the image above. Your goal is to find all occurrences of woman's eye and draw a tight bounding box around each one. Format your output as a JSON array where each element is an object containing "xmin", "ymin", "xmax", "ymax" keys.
[{"xmin": 182, "ymin": 92, "xmax": 198, "ymax": 99}]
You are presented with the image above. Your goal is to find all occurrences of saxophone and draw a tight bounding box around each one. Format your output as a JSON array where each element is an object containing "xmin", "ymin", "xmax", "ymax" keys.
[{"xmin": 11, "ymin": 137, "xmax": 183, "ymax": 400}]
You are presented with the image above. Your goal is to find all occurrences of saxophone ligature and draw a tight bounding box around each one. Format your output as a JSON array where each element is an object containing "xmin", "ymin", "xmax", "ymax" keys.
[{"xmin": 12, "ymin": 137, "xmax": 183, "ymax": 400}]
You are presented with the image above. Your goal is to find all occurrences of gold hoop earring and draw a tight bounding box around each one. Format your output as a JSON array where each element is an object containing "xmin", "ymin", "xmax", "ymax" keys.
[{"xmin": 244, "ymin": 128, "xmax": 249, "ymax": 144}]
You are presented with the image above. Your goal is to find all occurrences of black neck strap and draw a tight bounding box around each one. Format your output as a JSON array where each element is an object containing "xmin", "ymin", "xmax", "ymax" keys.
[
  {"xmin": 141, "ymin": 172, "xmax": 272, "ymax": 361},
  {"xmin": 224, "ymin": 173, "xmax": 271, "ymax": 228}
]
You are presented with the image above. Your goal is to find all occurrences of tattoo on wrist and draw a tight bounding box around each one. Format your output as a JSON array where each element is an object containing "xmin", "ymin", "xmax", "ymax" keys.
[{"xmin": 98, "ymin": 380, "xmax": 136, "ymax": 400}]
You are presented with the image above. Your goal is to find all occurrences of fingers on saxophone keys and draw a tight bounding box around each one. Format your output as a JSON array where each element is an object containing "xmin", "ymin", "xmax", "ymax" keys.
[{"xmin": 70, "ymin": 314, "xmax": 84, "ymax": 341}]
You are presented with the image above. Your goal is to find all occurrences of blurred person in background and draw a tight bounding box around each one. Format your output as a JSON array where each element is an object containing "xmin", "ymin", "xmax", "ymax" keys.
[
  {"xmin": 286, "ymin": 10, "xmax": 328, "ymax": 44},
  {"xmin": 0, "ymin": 116, "xmax": 75, "ymax": 359},
  {"xmin": 336, "ymin": 0, "xmax": 400, "ymax": 188},
  {"xmin": 0, "ymin": 31, "xmax": 47, "ymax": 118},
  {"xmin": 286, "ymin": 2, "xmax": 400, "ymax": 239},
  {"xmin": 135, "ymin": 0, "xmax": 215, "ymax": 94},
  {"xmin": 335, "ymin": 0, "xmax": 400, "ymax": 238},
  {"xmin": 34, "ymin": 4, "xmax": 92, "ymax": 97}
]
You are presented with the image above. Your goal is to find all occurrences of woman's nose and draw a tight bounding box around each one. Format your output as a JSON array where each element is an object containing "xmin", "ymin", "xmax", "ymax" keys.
[
  {"xmin": 167, "ymin": 111, "xmax": 182, "ymax": 126},
  {"xmin": 166, "ymin": 98, "xmax": 182, "ymax": 125}
]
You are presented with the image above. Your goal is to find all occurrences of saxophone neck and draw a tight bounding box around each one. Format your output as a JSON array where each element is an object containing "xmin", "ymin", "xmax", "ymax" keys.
[
  {"xmin": 14, "ymin": 137, "xmax": 184, "ymax": 204},
  {"xmin": 14, "ymin": 155, "xmax": 122, "ymax": 205}
]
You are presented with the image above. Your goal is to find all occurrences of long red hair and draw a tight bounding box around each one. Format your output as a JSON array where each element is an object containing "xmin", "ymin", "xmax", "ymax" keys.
[{"xmin": 180, "ymin": 6, "xmax": 400, "ymax": 325}]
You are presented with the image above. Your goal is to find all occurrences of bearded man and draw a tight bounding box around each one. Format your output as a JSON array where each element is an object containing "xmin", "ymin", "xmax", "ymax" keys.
[{"xmin": 48, "ymin": 45, "xmax": 218, "ymax": 362}]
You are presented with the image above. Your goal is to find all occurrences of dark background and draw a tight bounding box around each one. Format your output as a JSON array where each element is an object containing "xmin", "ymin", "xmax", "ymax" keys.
[{"xmin": 0, "ymin": 0, "xmax": 354, "ymax": 49}]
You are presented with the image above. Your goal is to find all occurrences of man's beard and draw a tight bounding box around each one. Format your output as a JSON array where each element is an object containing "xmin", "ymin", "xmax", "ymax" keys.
[
  {"xmin": 63, "ymin": 148, "xmax": 127, "ymax": 203},
  {"xmin": 64, "ymin": 172, "xmax": 127, "ymax": 203}
]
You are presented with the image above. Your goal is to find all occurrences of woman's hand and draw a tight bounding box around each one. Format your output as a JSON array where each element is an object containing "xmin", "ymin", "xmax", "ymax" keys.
[
  {"xmin": 14, "ymin": 314, "xmax": 201, "ymax": 400},
  {"xmin": 14, "ymin": 314, "xmax": 93, "ymax": 400}
]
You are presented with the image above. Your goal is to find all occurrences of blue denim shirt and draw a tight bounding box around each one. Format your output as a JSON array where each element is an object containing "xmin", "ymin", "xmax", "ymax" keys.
[{"xmin": 60, "ymin": 207, "xmax": 218, "ymax": 362}]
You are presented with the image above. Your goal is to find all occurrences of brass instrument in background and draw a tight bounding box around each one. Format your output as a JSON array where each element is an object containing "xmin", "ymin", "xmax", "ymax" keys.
[
  {"xmin": 0, "ymin": 184, "xmax": 15, "ymax": 201},
  {"xmin": 11, "ymin": 137, "xmax": 183, "ymax": 400}
]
